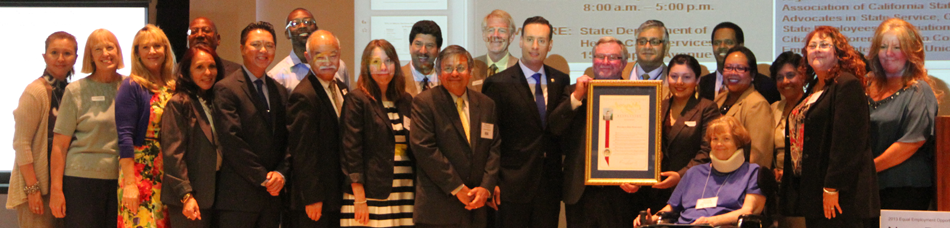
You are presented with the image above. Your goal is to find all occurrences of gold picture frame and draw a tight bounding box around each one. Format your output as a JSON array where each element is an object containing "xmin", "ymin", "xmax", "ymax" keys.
[{"xmin": 584, "ymin": 80, "xmax": 663, "ymax": 185}]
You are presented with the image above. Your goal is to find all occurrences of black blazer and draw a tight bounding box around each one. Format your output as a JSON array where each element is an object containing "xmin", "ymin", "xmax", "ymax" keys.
[
  {"xmin": 481, "ymin": 62, "xmax": 569, "ymax": 203},
  {"xmin": 660, "ymin": 96, "xmax": 720, "ymax": 177},
  {"xmin": 410, "ymin": 87, "xmax": 501, "ymax": 225},
  {"xmin": 548, "ymin": 85, "xmax": 609, "ymax": 205},
  {"xmin": 212, "ymin": 69, "xmax": 291, "ymax": 212},
  {"xmin": 780, "ymin": 72, "xmax": 879, "ymax": 219},
  {"xmin": 286, "ymin": 73, "xmax": 346, "ymax": 211},
  {"xmin": 340, "ymin": 88, "xmax": 413, "ymax": 199},
  {"xmin": 161, "ymin": 93, "xmax": 220, "ymax": 209},
  {"xmin": 699, "ymin": 72, "xmax": 781, "ymax": 104}
]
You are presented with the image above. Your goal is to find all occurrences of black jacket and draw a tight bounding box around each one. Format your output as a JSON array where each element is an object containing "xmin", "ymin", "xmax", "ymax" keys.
[
  {"xmin": 286, "ymin": 73, "xmax": 346, "ymax": 211},
  {"xmin": 340, "ymin": 88, "xmax": 413, "ymax": 199}
]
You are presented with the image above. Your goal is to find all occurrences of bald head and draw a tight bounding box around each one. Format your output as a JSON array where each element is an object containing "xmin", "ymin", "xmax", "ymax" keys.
[
  {"xmin": 188, "ymin": 17, "xmax": 221, "ymax": 50},
  {"xmin": 305, "ymin": 30, "xmax": 341, "ymax": 81}
]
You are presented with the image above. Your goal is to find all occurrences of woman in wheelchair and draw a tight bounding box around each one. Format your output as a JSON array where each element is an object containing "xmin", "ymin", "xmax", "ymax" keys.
[{"xmin": 635, "ymin": 116, "xmax": 766, "ymax": 226}]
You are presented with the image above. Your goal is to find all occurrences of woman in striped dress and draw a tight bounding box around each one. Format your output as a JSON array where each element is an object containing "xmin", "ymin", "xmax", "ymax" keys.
[{"xmin": 340, "ymin": 39, "xmax": 415, "ymax": 227}]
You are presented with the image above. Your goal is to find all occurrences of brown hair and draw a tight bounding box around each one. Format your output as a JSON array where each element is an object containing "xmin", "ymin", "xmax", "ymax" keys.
[
  {"xmin": 799, "ymin": 26, "xmax": 866, "ymax": 87},
  {"xmin": 357, "ymin": 39, "xmax": 406, "ymax": 101},
  {"xmin": 130, "ymin": 24, "xmax": 177, "ymax": 92},
  {"xmin": 704, "ymin": 116, "xmax": 751, "ymax": 147},
  {"xmin": 866, "ymin": 18, "xmax": 942, "ymax": 100}
]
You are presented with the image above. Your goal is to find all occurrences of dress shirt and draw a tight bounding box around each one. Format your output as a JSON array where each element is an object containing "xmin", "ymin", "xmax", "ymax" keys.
[
  {"xmin": 410, "ymin": 61, "xmax": 438, "ymax": 89},
  {"xmin": 629, "ymin": 63, "xmax": 665, "ymax": 80},
  {"xmin": 519, "ymin": 61, "xmax": 548, "ymax": 106},
  {"xmin": 486, "ymin": 52, "xmax": 512, "ymax": 72},
  {"xmin": 315, "ymin": 74, "xmax": 344, "ymax": 117},
  {"xmin": 268, "ymin": 50, "xmax": 349, "ymax": 92},
  {"xmin": 447, "ymin": 91, "xmax": 471, "ymax": 196},
  {"xmin": 713, "ymin": 71, "xmax": 725, "ymax": 94},
  {"xmin": 244, "ymin": 66, "xmax": 271, "ymax": 106}
]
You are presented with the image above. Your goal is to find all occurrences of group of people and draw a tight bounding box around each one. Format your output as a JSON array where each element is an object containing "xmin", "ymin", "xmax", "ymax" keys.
[{"xmin": 6, "ymin": 6, "xmax": 940, "ymax": 228}]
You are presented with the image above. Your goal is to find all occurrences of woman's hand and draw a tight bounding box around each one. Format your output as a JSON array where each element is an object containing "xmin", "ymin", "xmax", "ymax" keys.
[
  {"xmin": 182, "ymin": 198, "xmax": 202, "ymax": 220},
  {"xmin": 122, "ymin": 182, "xmax": 140, "ymax": 213},
  {"xmin": 49, "ymin": 189, "xmax": 66, "ymax": 218},
  {"xmin": 354, "ymin": 200, "xmax": 369, "ymax": 225},
  {"xmin": 27, "ymin": 191, "xmax": 44, "ymax": 215},
  {"xmin": 620, "ymin": 183, "xmax": 640, "ymax": 193},
  {"xmin": 823, "ymin": 188, "xmax": 842, "ymax": 219},
  {"xmin": 652, "ymin": 171, "xmax": 681, "ymax": 189}
]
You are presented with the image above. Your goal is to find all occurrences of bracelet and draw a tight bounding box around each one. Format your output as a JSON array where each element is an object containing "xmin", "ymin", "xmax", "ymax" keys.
[
  {"xmin": 181, "ymin": 193, "xmax": 193, "ymax": 203},
  {"xmin": 823, "ymin": 188, "xmax": 838, "ymax": 195},
  {"xmin": 23, "ymin": 182, "xmax": 40, "ymax": 195},
  {"xmin": 354, "ymin": 200, "xmax": 367, "ymax": 204}
]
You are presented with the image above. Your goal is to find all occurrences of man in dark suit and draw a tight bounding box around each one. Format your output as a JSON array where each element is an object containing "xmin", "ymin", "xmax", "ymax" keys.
[
  {"xmin": 186, "ymin": 17, "xmax": 242, "ymax": 76},
  {"xmin": 286, "ymin": 30, "xmax": 345, "ymax": 228},
  {"xmin": 213, "ymin": 21, "xmax": 290, "ymax": 228},
  {"xmin": 548, "ymin": 36, "xmax": 636, "ymax": 227},
  {"xmin": 410, "ymin": 45, "xmax": 500, "ymax": 228},
  {"xmin": 698, "ymin": 22, "xmax": 780, "ymax": 104},
  {"xmin": 481, "ymin": 16, "xmax": 568, "ymax": 228}
]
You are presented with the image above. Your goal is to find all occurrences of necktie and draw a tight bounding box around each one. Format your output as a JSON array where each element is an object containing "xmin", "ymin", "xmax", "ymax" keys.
[
  {"xmin": 641, "ymin": 73, "xmax": 650, "ymax": 80},
  {"xmin": 456, "ymin": 97, "xmax": 470, "ymax": 144},
  {"xmin": 531, "ymin": 73, "xmax": 546, "ymax": 125},
  {"xmin": 329, "ymin": 82, "xmax": 343, "ymax": 117},
  {"xmin": 254, "ymin": 79, "xmax": 270, "ymax": 111},
  {"xmin": 421, "ymin": 77, "xmax": 430, "ymax": 91},
  {"xmin": 489, "ymin": 64, "xmax": 498, "ymax": 77}
]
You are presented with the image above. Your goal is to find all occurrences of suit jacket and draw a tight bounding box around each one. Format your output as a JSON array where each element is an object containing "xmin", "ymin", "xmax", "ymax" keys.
[
  {"xmin": 161, "ymin": 93, "xmax": 220, "ymax": 209},
  {"xmin": 481, "ymin": 62, "xmax": 569, "ymax": 203},
  {"xmin": 410, "ymin": 87, "xmax": 501, "ymax": 225},
  {"xmin": 715, "ymin": 87, "xmax": 775, "ymax": 168},
  {"xmin": 699, "ymin": 72, "xmax": 781, "ymax": 104},
  {"xmin": 660, "ymin": 96, "xmax": 720, "ymax": 177},
  {"xmin": 780, "ymin": 72, "xmax": 879, "ymax": 219},
  {"xmin": 212, "ymin": 69, "xmax": 291, "ymax": 212},
  {"xmin": 286, "ymin": 73, "xmax": 346, "ymax": 211},
  {"xmin": 472, "ymin": 53, "xmax": 519, "ymax": 91},
  {"xmin": 340, "ymin": 89, "xmax": 413, "ymax": 199}
]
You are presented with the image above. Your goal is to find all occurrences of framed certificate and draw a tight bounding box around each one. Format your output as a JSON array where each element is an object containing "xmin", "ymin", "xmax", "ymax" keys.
[{"xmin": 585, "ymin": 80, "xmax": 662, "ymax": 185}]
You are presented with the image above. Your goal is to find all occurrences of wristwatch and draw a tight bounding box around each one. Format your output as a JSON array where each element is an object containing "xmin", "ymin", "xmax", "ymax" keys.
[{"xmin": 181, "ymin": 193, "xmax": 193, "ymax": 203}]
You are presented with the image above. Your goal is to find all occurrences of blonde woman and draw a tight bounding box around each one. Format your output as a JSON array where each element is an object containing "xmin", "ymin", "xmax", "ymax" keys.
[
  {"xmin": 116, "ymin": 24, "xmax": 177, "ymax": 228},
  {"xmin": 49, "ymin": 28, "xmax": 125, "ymax": 228},
  {"xmin": 8, "ymin": 31, "xmax": 77, "ymax": 228}
]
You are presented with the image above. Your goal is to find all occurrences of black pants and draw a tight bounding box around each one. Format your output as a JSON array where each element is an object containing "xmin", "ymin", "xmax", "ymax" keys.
[
  {"xmin": 62, "ymin": 176, "xmax": 117, "ymax": 228},
  {"xmin": 288, "ymin": 209, "xmax": 340, "ymax": 228},
  {"xmin": 565, "ymin": 186, "xmax": 635, "ymax": 228},
  {"xmin": 215, "ymin": 208, "xmax": 281, "ymax": 228},
  {"xmin": 805, "ymin": 217, "xmax": 877, "ymax": 228},
  {"xmin": 880, "ymin": 186, "xmax": 932, "ymax": 210},
  {"xmin": 499, "ymin": 175, "xmax": 561, "ymax": 228},
  {"xmin": 168, "ymin": 204, "xmax": 214, "ymax": 228}
]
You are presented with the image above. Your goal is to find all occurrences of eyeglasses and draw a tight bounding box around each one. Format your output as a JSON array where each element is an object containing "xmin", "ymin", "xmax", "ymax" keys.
[
  {"xmin": 248, "ymin": 41, "xmax": 275, "ymax": 50},
  {"xmin": 285, "ymin": 19, "xmax": 317, "ymax": 29},
  {"xmin": 723, "ymin": 65, "xmax": 750, "ymax": 73},
  {"xmin": 441, "ymin": 65, "xmax": 469, "ymax": 74},
  {"xmin": 188, "ymin": 27, "xmax": 215, "ymax": 36},
  {"xmin": 593, "ymin": 54, "xmax": 624, "ymax": 61},
  {"xmin": 637, "ymin": 38, "xmax": 665, "ymax": 46},
  {"xmin": 484, "ymin": 27, "xmax": 510, "ymax": 35}
]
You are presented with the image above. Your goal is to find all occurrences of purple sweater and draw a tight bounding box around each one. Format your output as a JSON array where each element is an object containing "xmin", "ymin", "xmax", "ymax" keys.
[{"xmin": 115, "ymin": 78, "xmax": 154, "ymax": 158}]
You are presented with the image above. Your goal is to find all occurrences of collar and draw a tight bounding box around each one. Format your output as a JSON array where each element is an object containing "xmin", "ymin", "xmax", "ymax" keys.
[
  {"xmin": 519, "ymin": 61, "xmax": 545, "ymax": 80},
  {"xmin": 289, "ymin": 50, "xmax": 310, "ymax": 70},
  {"xmin": 243, "ymin": 66, "xmax": 266, "ymax": 81},
  {"xmin": 635, "ymin": 63, "xmax": 664, "ymax": 80},
  {"xmin": 448, "ymin": 89, "xmax": 469, "ymax": 104},
  {"xmin": 410, "ymin": 61, "xmax": 437, "ymax": 83},
  {"xmin": 315, "ymin": 74, "xmax": 335, "ymax": 89},
  {"xmin": 486, "ymin": 52, "xmax": 510, "ymax": 69}
]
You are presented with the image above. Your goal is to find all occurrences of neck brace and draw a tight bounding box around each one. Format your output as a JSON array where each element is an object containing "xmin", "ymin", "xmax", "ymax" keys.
[{"xmin": 711, "ymin": 149, "xmax": 745, "ymax": 173}]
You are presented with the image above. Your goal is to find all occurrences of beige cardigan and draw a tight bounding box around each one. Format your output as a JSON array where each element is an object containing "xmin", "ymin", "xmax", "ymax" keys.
[{"xmin": 6, "ymin": 77, "xmax": 53, "ymax": 209}]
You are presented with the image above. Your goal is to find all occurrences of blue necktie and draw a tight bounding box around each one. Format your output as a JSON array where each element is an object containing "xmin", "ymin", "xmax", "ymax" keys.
[
  {"xmin": 254, "ymin": 79, "xmax": 270, "ymax": 111},
  {"xmin": 532, "ymin": 73, "xmax": 546, "ymax": 125}
]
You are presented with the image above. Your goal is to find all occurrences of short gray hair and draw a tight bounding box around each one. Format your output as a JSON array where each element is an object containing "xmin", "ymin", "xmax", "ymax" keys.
[
  {"xmin": 592, "ymin": 36, "xmax": 629, "ymax": 61},
  {"xmin": 435, "ymin": 45, "xmax": 474, "ymax": 75},
  {"xmin": 637, "ymin": 19, "xmax": 670, "ymax": 46}
]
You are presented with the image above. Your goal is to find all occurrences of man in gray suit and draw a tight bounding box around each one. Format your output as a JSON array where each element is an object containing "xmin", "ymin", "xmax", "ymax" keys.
[{"xmin": 410, "ymin": 45, "xmax": 501, "ymax": 228}]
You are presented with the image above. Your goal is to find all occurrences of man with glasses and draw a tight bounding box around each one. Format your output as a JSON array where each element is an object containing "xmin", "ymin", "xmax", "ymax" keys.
[
  {"xmin": 269, "ymin": 8, "xmax": 351, "ymax": 92},
  {"xmin": 186, "ymin": 17, "xmax": 242, "ymax": 76},
  {"xmin": 698, "ymin": 22, "xmax": 780, "ymax": 104},
  {"xmin": 402, "ymin": 20, "xmax": 443, "ymax": 97},
  {"xmin": 549, "ymin": 36, "xmax": 636, "ymax": 227},
  {"xmin": 630, "ymin": 20, "xmax": 670, "ymax": 81},
  {"xmin": 472, "ymin": 9, "xmax": 518, "ymax": 91}
]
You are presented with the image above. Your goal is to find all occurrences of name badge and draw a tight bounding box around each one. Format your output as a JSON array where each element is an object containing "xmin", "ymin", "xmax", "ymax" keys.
[
  {"xmin": 696, "ymin": 197, "xmax": 718, "ymax": 209},
  {"xmin": 480, "ymin": 123, "xmax": 494, "ymax": 139},
  {"xmin": 471, "ymin": 79, "xmax": 484, "ymax": 86},
  {"xmin": 91, "ymin": 96, "xmax": 105, "ymax": 101},
  {"xmin": 685, "ymin": 121, "xmax": 697, "ymax": 127},
  {"xmin": 403, "ymin": 118, "xmax": 411, "ymax": 131}
]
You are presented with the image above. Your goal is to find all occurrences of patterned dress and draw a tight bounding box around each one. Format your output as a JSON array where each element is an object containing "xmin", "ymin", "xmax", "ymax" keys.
[
  {"xmin": 341, "ymin": 101, "xmax": 415, "ymax": 227},
  {"xmin": 117, "ymin": 87, "xmax": 171, "ymax": 228}
]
